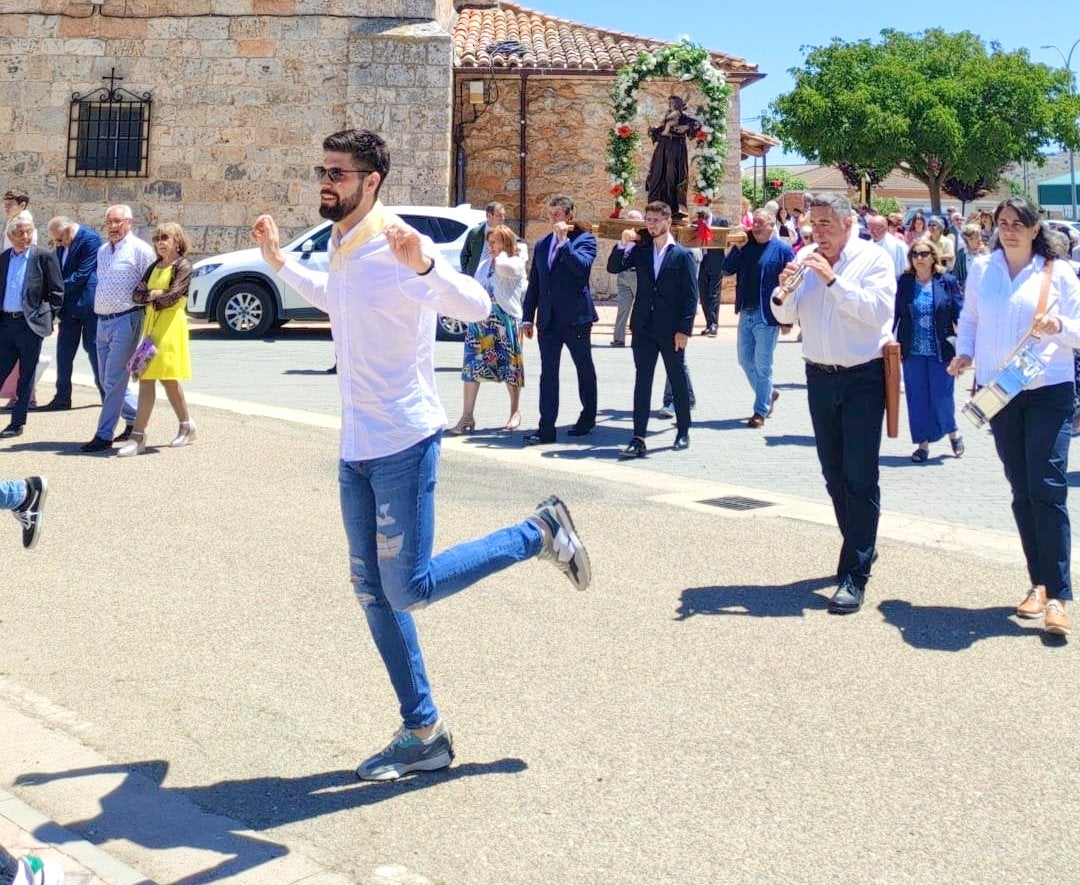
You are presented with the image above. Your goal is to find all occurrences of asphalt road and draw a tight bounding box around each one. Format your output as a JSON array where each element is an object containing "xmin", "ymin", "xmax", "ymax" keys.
[{"xmin": 2, "ymin": 327, "xmax": 1079, "ymax": 884}]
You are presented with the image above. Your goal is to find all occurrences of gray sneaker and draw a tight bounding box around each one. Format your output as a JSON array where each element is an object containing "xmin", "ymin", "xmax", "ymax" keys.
[
  {"xmin": 657, "ymin": 406, "xmax": 675, "ymax": 419},
  {"xmin": 530, "ymin": 495, "xmax": 592, "ymax": 591},
  {"xmin": 12, "ymin": 476, "xmax": 46, "ymax": 550},
  {"xmin": 356, "ymin": 721, "xmax": 454, "ymax": 781}
]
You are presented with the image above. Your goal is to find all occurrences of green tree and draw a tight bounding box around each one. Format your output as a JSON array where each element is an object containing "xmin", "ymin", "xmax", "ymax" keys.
[
  {"xmin": 765, "ymin": 29, "xmax": 1080, "ymax": 213},
  {"xmin": 741, "ymin": 168, "xmax": 809, "ymax": 206}
]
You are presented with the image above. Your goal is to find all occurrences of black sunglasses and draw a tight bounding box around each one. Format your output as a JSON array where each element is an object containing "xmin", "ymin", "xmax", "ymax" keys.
[
  {"xmin": 313, "ymin": 166, "xmax": 373, "ymax": 183},
  {"xmin": 911, "ymin": 250, "xmax": 933, "ymax": 258}
]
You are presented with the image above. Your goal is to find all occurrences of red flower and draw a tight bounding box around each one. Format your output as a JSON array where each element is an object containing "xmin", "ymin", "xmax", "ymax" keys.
[
  {"xmin": 610, "ymin": 183, "xmax": 623, "ymax": 196},
  {"xmin": 693, "ymin": 193, "xmax": 710, "ymax": 206},
  {"xmin": 608, "ymin": 208, "xmax": 622, "ymax": 218},
  {"xmin": 616, "ymin": 124, "xmax": 632, "ymax": 138},
  {"xmin": 695, "ymin": 129, "xmax": 708, "ymax": 141}
]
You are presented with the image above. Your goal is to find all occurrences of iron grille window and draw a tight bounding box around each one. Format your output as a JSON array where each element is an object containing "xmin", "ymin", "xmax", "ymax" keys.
[{"xmin": 67, "ymin": 70, "xmax": 151, "ymax": 178}]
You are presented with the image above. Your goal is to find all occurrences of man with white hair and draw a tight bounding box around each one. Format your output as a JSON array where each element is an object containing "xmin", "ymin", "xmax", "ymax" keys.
[
  {"xmin": 866, "ymin": 214, "xmax": 908, "ymax": 276},
  {"xmin": 80, "ymin": 204, "xmax": 154, "ymax": 453},
  {"xmin": 44, "ymin": 215, "xmax": 103, "ymax": 410},
  {"xmin": 771, "ymin": 192, "xmax": 895, "ymax": 614},
  {"xmin": 0, "ymin": 212, "xmax": 63, "ymax": 438}
]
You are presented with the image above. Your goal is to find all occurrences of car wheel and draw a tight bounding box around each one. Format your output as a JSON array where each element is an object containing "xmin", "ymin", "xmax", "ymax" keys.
[
  {"xmin": 215, "ymin": 281, "xmax": 276, "ymax": 338},
  {"xmin": 435, "ymin": 314, "xmax": 467, "ymax": 341}
]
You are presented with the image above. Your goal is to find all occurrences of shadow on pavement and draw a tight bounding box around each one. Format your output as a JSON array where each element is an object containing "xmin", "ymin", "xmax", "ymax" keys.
[
  {"xmin": 879, "ymin": 454, "xmax": 951, "ymax": 469},
  {"xmin": 16, "ymin": 757, "xmax": 526, "ymax": 884},
  {"xmin": 763, "ymin": 433, "xmax": 817, "ymax": 448},
  {"xmin": 877, "ymin": 600, "xmax": 1065, "ymax": 650},
  {"xmin": 675, "ymin": 576, "xmax": 835, "ymax": 620}
]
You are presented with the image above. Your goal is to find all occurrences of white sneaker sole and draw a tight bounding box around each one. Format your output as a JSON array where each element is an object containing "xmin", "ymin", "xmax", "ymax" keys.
[
  {"xmin": 356, "ymin": 749, "xmax": 454, "ymax": 781},
  {"xmin": 549, "ymin": 498, "xmax": 592, "ymax": 591}
]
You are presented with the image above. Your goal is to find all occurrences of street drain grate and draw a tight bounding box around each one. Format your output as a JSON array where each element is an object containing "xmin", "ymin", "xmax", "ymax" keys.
[{"xmin": 699, "ymin": 495, "xmax": 775, "ymax": 511}]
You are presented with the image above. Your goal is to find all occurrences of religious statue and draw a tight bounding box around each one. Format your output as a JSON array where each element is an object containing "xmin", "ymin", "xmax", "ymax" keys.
[{"xmin": 645, "ymin": 96, "xmax": 700, "ymax": 219}]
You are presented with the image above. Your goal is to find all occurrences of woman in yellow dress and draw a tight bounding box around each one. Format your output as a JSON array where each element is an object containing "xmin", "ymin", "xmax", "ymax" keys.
[{"xmin": 118, "ymin": 222, "xmax": 196, "ymax": 456}]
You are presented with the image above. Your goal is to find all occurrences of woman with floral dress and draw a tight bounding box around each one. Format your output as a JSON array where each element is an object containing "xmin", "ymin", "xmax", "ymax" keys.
[{"xmin": 447, "ymin": 225, "xmax": 526, "ymax": 433}]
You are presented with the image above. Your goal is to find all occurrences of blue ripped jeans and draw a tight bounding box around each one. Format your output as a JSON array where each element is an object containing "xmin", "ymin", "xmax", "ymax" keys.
[{"xmin": 339, "ymin": 432, "xmax": 544, "ymax": 729}]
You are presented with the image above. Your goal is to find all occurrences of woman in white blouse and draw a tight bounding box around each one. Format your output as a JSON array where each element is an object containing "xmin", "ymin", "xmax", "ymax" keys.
[
  {"xmin": 949, "ymin": 197, "xmax": 1080, "ymax": 636},
  {"xmin": 447, "ymin": 225, "xmax": 527, "ymax": 433}
]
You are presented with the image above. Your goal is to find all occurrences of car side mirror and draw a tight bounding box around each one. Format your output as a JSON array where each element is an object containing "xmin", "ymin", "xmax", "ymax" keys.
[{"xmin": 300, "ymin": 239, "xmax": 315, "ymax": 260}]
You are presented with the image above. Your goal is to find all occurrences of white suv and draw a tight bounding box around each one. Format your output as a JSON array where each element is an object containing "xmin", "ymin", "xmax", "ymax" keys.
[{"xmin": 188, "ymin": 204, "xmax": 490, "ymax": 339}]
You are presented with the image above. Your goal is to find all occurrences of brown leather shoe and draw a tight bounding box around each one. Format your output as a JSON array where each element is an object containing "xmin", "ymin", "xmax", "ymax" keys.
[
  {"xmin": 1044, "ymin": 599, "xmax": 1071, "ymax": 635},
  {"xmin": 746, "ymin": 414, "xmax": 766, "ymax": 428},
  {"xmin": 1016, "ymin": 586, "xmax": 1047, "ymax": 619}
]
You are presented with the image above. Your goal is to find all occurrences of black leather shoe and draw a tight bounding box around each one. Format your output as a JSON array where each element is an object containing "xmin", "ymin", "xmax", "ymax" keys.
[
  {"xmin": 0, "ymin": 423, "xmax": 24, "ymax": 438},
  {"xmin": 828, "ymin": 577, "xmax": 864, "ymax": 614},
  {"xmin": 114, "ymin": 423, "xmax": 135, "ymax": 442},
  {"xmin": 673, "ymin": 434, "xmax": 690, "ymax": 450},
  {"xmin": 619, "ymin": 437, "xmax": 647, "ymax": 459},
  {"xmin": 80, "ymin": 436, "xmax": 113, "ymax": 453},
  {"xmin": 567, "ymin": 422, "xmax": 595, "ymax": 437},
  {"xmin": 523, "ymin": 431, "xmax": 556, "ymax": 446},
  {"xmin": 39, "ymin": 399, "xmax": 72, "ymax": 412}
]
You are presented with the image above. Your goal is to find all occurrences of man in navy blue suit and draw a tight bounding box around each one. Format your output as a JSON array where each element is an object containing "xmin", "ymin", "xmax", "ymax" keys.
[
  {"xmin": 43, "ymin": 216, "xmax": 103, "ymax": 410},
  {"xmin": 606, "ymin": 200, "xmax": 697, "ymax": 458},
  {"xmin": 521, "ymin": 194, "xmax": 598, "ymax": 445}
]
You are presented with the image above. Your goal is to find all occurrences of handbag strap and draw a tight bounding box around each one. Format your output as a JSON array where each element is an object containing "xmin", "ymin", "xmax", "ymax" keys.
[{"xmin": 997, "ymin": 259, "xmax": 1056, "ymax": 370}]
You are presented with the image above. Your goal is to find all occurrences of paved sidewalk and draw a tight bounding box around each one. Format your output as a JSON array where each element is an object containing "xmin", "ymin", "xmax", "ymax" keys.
[
  {"xmin": 1, "ymin": 787, "xmax": 147, "ymax": 885},
  {"xmin": 1, "ymin": 385, "xmax": 1079, "ymax": 885}
]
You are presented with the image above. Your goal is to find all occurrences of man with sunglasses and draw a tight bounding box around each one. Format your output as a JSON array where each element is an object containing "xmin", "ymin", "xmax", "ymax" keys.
[
  {"xmin": 771, "ymin": 193, "xmax": 895, "ymax": 615},
  {"xmin": 251, "ymin": 129, "xmax": 591, "ymax": 782}
]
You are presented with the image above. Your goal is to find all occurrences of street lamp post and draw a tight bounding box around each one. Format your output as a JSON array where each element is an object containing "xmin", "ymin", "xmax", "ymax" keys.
[{"xmin": 1043, "ymin": 39, "xmax": 1080, "ymax": 221}]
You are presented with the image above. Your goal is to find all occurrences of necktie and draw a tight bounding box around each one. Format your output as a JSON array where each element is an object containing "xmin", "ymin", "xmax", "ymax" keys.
[
  {"xmin": 57, "ymin": 247, "xmax": 65, "ymax": 270},
  {"xmin": 548, "ymin": 239, "xmax": 560, "ymax": 269}
]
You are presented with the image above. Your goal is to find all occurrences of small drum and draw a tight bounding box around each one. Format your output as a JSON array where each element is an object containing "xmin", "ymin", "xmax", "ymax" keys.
[{"xmin": 961, "ymin": 342, "xmax": 1049, "ymax": 428}]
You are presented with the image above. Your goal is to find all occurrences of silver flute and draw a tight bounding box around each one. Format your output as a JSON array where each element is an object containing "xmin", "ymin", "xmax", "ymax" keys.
[{"xmin": 771, "ymin": 244, "xmax": 818, "ymax": 306}]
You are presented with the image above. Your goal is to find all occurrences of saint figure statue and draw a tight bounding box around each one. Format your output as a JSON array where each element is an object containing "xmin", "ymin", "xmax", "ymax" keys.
[{"xmin": 645, "ymin": 96, "xmax": 701, "ymax": 219}]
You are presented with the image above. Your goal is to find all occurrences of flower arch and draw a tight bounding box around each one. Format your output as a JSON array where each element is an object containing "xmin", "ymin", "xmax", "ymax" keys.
[{"xmin": 606, "ymin": 38, "xmax": 732, "ymax": 215}]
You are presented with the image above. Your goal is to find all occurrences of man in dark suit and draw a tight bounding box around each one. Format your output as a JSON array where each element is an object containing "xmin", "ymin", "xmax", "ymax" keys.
[
  {"xmin": 0, "ymin": 213, "xmax": 64, "ymax": 437},
  {"xmin": 607, "ymin": 200, "xmax": 697, "ymax": 457},
  {"xmin": 695, "ymin": 207, "xmax": 725, "ymax": 336},
  {"xmin": 44, "ymin": 216, "xmax": 103, "ymax": 409},
  {"xmin": 522, "ymin": 194, "xmax": 598, "ymax": 445}
]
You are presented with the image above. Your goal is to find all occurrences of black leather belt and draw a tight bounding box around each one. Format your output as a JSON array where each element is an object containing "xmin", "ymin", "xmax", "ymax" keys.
[
  {"xmin": 96, "ymin": 306, "xmax": 142, "ymax": 320},
  {"xmin": 805, "ymin": 357, "xmax": 883, "ymax": 373},
  {"xmin": 0, "ymin": 311, "xmax": 24, "ymax": 319}
]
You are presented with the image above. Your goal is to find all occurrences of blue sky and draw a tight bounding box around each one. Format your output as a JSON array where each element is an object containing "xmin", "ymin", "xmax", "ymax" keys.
[{"xmin": 526, "ymin": 0, "xmax": 1078, "ymax": 164}]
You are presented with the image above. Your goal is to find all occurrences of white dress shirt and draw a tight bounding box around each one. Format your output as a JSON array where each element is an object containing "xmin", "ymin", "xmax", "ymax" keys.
[
  {"xmin": 956, "ymin": 251, "xmax": 1080, "ymax": 387},
  {"xmin": 95, "ymin": 233, "xmax": 155, "ymax": 315},
  {"xmin": 277, "ymin": 204, "xmax": 490, "ymax": 461},
  {"xmin": 771, "ymin": 236, "xmax": 896, "ymax": 368},
  {"xmin": 872, "ymin": 234, "xmax": 909, "ymax": 278}
]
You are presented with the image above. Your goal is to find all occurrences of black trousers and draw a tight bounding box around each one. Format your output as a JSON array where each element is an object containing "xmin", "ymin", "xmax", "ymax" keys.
[
  {"xmin": 55, "ymin": 311, "xmax": 102, "ymax": 401},
  {"xmin": 0, "ymin": 315, "xmax": 44, "ymax": 426},
  {"xmin": 699, "ymin": 271, "xmax": 720, "ymax": 328},
  {"xmin": 537, "ymin": 322, "xmax": 597, "ymax": 435},
  {"xmin": 990, "ymin": 382, "xmax": 1074, "ymax": 600},
  {"xmin": 632, "ymin": 328, "xmax": 690, "ymax": 438},
  {"xmin": 806, "ymin": 359, "xmax": 885, "ymax": 588}
]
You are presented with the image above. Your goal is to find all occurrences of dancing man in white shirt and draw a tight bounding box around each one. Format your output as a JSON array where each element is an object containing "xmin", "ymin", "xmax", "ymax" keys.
[
  {"xmin": 251, "ymin": 129, "xmax": 591, "ymax": 781},
  {"xmin": 772, "ymin": 193, "xmax": 896, "ymax": 614}
]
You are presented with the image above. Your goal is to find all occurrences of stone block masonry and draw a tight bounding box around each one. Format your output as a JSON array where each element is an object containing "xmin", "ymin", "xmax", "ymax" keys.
[{"xmin": 0, "ymin": 3, "xmax": 455, "ymax": 256}]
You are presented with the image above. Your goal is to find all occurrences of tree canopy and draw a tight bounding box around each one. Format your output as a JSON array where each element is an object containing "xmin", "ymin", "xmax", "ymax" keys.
[{"xmin": 765, "ymin": 29, "xmax": 1080, "ymax": 212}]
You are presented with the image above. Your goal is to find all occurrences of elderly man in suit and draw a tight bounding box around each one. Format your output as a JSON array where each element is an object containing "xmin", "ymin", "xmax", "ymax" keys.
[
  {"xmin": 607, "ymin": 200, "xmax": 697, "ymax": 457},
  {"xmin": 44, "ymin": 216, "xmax": 103, "ymax": 410},
  {"xmin": 521, "ymin": 194, "xmax": 598, "ymax": 445},
  {"xmin": 0, "ymin": 213, "xmax": 64, "ymax": 438}
]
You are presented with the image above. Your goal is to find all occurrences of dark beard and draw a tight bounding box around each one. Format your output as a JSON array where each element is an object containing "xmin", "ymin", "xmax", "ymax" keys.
[{"xmin": 318, "ymin": 191, "xmax": 361, "ymax": 222}]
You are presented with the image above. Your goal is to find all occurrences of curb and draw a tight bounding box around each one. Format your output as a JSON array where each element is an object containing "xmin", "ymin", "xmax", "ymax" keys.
[{"xmin": 0, "ymin": 788, "xmax": 153, "ymax": 885}]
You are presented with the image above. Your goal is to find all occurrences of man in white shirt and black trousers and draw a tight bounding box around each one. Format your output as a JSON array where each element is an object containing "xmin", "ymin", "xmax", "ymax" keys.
[
  {"xmin": 251, "ymin": 129, "xmax": 591, "ymax": 781},
  {"xmin": 771, "ymin": 193, "xmax": 896, "ymax": 614}
]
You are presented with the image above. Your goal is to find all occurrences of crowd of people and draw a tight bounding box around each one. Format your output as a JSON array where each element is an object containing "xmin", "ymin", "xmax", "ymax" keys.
[
  {"xmin": 441, "ymin": 182, "xmax": 1080, "ymax": 637},
  {"xmin": 6, "ymin": 129, "xmax": 1080, "ymax": 789},
  {"xmin": 0, "ymin": 190, "xmax": 196, "ymax": 454}
]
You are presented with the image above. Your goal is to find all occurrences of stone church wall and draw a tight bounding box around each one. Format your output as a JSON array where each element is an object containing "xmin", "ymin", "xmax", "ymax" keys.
[{"xmin": 0, "ymin": 2, "xmax": 454, "ymax": 253}]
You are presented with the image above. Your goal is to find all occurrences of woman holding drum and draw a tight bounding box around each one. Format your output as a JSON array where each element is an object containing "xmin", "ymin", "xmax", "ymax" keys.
[{"xmin": 949, "ymin": 197, "xmax": 1080, "ymax": 636}]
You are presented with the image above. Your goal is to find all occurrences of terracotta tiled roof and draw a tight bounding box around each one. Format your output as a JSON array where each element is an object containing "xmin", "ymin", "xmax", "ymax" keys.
[{"xmin": 453, "ymin": 1, "xmax": 761, "ymax": 78}]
